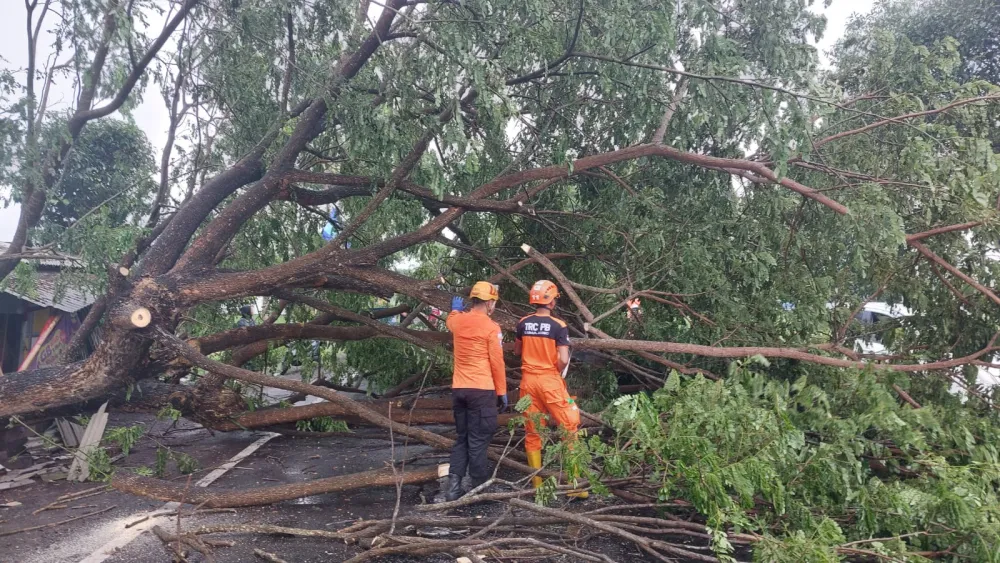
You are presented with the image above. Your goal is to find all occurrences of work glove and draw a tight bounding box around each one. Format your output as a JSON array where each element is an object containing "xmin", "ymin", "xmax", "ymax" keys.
[
  {"xmin": 450, "ymin": 296, "xmax": 464, "ymax": 312},
  {"xmin": 497, "ymin": 394, "xmax": 508, "ymax": 412}
]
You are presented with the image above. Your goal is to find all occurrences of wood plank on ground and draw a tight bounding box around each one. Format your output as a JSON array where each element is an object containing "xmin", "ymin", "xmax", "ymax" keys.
[{"xmin": 67, "ymin": 402, "xmax": 109, "ymax": 482}]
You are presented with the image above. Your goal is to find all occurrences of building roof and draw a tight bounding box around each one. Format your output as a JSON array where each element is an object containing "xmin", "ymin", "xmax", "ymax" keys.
[
  {"xmin": 3, "ymin": 270, "xmax": 97, "ymax": 313},
  {"xmin": 0, "ymin": 243, "xmax": 96, "ymax": 313}
]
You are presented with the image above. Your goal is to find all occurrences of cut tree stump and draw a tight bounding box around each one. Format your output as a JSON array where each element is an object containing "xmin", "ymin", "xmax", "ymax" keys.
[{"xmin": 111, "ymin": 306, "xmax": 151, "ymax": 330}]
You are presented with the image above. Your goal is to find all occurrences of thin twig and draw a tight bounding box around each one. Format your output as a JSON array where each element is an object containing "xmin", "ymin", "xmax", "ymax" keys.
[
  {"xmin": 57, "ymin": 485, "xmax": 108, "ymax": 501},
  {"xmin": 0, "ymin": 505, "xmax": 116, "ymax": 537},
  {"xmin": 390, "ymin": 359, "xmax": 435, "ymax": 535},
  {"xmin": 254, "ymin": 548, "xmax": 289, "ymax": 563},
  {"xmin": 34, "ymin": 488, "xmax": 108, "ymax": 515},
  {"xmin": 125, "ymin": 508, "xmax": 238, "ymax": 529},
  {"xmin": 508, "ymin": 499, "xmax": 716, "ymax": 562}
]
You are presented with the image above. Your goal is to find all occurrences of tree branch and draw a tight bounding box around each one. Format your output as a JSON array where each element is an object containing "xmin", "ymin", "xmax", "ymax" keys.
[
  {"xmin": 813, "ymin": 93, "xmax": 1000, "ymax": 149},
  {"xmin": 283, "ymin": 171, "xmax": 539, "ymax": 214},
  {"xmin": 280, "ymin": 12, "xmax": 295, "ymax": 113},
  {"xmin": 152, "ymin": 328, "xmax": 540, "ymax": 477},
  {"xmin": 147, "ymin": 29, "xmax": 190, "ymax": 228},
  {"xmin": 272, "ymin": 291, "xmax": 446, "ymax": 352},
  {"xmin": 906, "ymin": 221, "xmax": 983, "ymax": 243},
  {"xmin": 70, "ymin": 0, "xmax": 200, "ymax": 133},
  {"xmin": 505, "ymin": 0, "xmax": 584, "ymax": 86},
  {"xmin": 521, "ymin": 244, "xmax": 595, "ymax": 324},
  {"xmin": 437, "ymin": 238, "xmax": 531, "ymax": 293},
  {"xmin": 192, "ymin": 321, "xmax": 445, "ymax": 356},
  {"xmin": 571, "ymin": 51, "xmax": 830, "ymax": 106},
  {"xmin": 170, "ymin": 0, "xmax": 407, "ymax": 271},
  {"xmin": 362, "ymin": 142, "xmax": 846, "ymax": 263},
  {"xmin": 574, "ymin": 334, "xmax": 1000, "ymax": 372},
  {"xmin": 909, "ymin": 241, "xmax": 1000, "ymax": 307},
  {"xmin": 651, "ymin": 78, "xmax": 687, "ymax": 144},
  {"xmin": 335, "ymin": 103, "xmax": 457, "ymax": 244}
]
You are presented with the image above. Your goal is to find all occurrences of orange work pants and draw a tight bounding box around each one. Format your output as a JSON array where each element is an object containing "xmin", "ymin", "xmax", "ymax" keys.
[{"xmin": 520, "ymin": 374, "xmax": 580, "ymax": 453}]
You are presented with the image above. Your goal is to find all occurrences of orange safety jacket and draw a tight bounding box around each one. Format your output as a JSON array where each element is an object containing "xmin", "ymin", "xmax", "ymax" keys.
[
  {"xmin": 515, "ymin": 313, "xmax": 570, "ymax": 379},
  {"xmin": 446, "ymin": 309, "xmax": 507, "ymax": 395}
]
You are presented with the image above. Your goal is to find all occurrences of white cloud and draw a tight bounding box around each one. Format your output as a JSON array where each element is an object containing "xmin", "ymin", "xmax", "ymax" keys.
[{"xmin": 813, "ymin": 0, "xmax": 877, "ymax": 67}]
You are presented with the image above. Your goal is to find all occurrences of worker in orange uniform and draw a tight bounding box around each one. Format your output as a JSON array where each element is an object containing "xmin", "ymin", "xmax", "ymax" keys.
[
  {"xmin": 514, "ymin": 280, "xmax": 585, "ymax": 496},
  {"xmin": 443, "ymin": 282, "xmax": 507, "ymax": 501},
  {"xmin": 625, "ymin": 297, "xmax": 643, "ymax": 338}
]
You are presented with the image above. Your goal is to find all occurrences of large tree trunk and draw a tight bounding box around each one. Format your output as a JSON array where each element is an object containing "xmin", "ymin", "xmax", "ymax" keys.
[
  {"xmin": 0, "ymin": 331, "xmax": 150, "ymax": 417},
  {"xmin": 113, "ymin": 465, "xmax": 441, "ymax": 507}
]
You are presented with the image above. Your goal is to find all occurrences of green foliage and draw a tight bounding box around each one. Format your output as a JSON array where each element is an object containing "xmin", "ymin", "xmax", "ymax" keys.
[
  {"xmin": 296, "ymin": 416, "xmax": 349, "ymax": 433},
  {"xmin": 514, "ymin": 395, "xmax": 533, "ymax": 414},
  {"xmin": 566, "ymin": 367, "xmax": 619, "ymax": 412},
  {"xmin": 153, "ymin": 447, "xmax": 200, "ymax": 477},
  {"xmin": 174, "ymin": 452, "xmax": 199, "ymax": 475},
  {"xmin": 533, "ymin": 476, "xmax": 559, "ymax": 506},
  {"xmin": 841, "ymin": 0, "xmax": 1000, "ymax": 86},
  {"xmin": 166, "ymin": 0, "xmax": 1000, "ymax": 418},
  {"xmin": 157, "ymin": 406, "xmax": 183, "ymax": 422},
  {"xmin": 86, "ymin": 447, "xmax": 114, "ymax": 482},
  {"xmin": 6, "ymin": 3, "xmax": 1000, "ymax": 561},
  {"xmin": 154, "ymin": 447, "xmax": 170, "ymax": 478},
  {"xmin": 3, "ymin": 258, "xmax": 33, "ymax": 290},
  {"xmin": 104, "ymin": 423, "xmax": 145, "ymax": 456},
  {"xmin": 35, "ymin": 118, "xmax": 155, "ymax": 237},
  {"xmin": 574, "ymin": 367, "xmax": 1000, "ymax": 560},
  {"xmin": 70, "ymin": 423, "xmax": 149, "ymax": 481}
]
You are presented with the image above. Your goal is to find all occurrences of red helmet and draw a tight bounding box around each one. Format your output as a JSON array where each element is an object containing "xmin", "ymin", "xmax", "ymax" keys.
[{"xmin": 529, "ymin": 280, "xmax": 559, "ymax": 306}]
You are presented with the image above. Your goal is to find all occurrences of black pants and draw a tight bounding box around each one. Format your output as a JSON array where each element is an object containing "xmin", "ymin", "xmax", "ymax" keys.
[{"xmin": 449, "ymin": 388, "xmax": 498, "ymax": 482}]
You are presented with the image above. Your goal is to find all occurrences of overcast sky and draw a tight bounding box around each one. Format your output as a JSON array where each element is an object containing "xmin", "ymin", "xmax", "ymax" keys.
[{"xmin": 0, "ymin": 0, "xmax": 876, "ymax": 242}]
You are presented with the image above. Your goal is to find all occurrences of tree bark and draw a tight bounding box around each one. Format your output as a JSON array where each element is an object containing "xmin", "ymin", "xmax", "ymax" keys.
[
  {"xmin": 0, "ymin": 331, "xmax": 150, "ymax": 417},
  {"xmin": 193, "ymin": 322, "xmax": 442, "ymax": 356},
  {"xmin": 113, "ymin": 466, "xmax": 440, "ymax": 507},
  {"xmin": 213, "ymin": 401, "xmax": 521, "ymax": 431}
]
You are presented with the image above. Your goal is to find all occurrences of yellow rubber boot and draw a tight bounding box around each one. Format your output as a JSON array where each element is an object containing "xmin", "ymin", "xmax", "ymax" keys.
[
  {"xmin": 526, "ymin": 450, "xmax": 544, "ymax": 489},
  {"xmin": 565, "ymin": 466, "xmax": 589, "ymax": 499}
]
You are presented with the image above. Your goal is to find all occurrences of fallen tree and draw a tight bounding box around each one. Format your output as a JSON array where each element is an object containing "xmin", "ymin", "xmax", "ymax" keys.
[
  {"xmin": 2, "ymin": 0, "xmax": 1000, "ymax": 560},
  {"xmin": 3, "ymin": 0, "xmax": 999, "ymax": 420}
]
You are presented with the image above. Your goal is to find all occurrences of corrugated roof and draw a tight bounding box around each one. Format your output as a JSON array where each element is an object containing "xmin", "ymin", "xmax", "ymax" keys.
[
  {"xmin": 3, "ymin": 270, "xmax": 97, "ymax": 313},
  {"xmin": 0, "ymin": 242, "xmax": 96, "ymax": 312}
]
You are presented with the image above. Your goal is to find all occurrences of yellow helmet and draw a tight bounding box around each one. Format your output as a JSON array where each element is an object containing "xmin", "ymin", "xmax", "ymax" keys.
[{"xmin": 469, "ymin": 281, "xmax": 500, "ymax": 301}]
